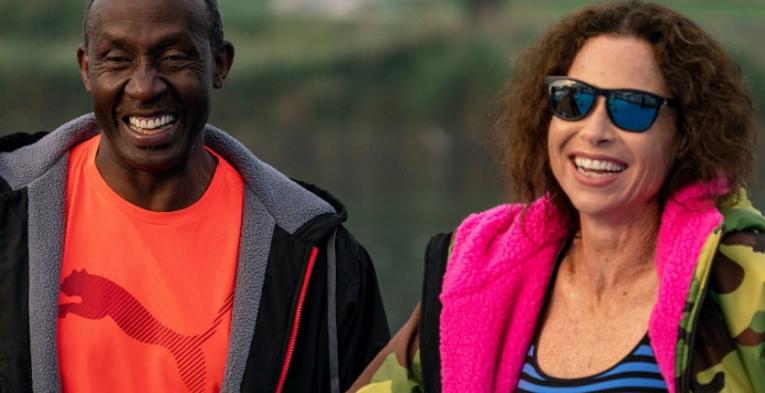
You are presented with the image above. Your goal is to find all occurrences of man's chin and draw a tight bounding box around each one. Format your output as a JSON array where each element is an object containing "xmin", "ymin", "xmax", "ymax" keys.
[{"xmin": 126, "ymin": 151, "xmax": 184, "ymax": 173}]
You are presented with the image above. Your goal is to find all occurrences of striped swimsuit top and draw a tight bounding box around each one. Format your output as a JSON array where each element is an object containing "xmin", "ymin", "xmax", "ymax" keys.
[{"xmin": 516, "ymin": 334, "xmax": 669, "ymax": 392}]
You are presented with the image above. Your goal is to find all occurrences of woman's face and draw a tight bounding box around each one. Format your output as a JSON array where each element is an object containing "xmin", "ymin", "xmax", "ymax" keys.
[{"xmin": 547, "ymin": 35, "xmax": 678, "ymax": 222}]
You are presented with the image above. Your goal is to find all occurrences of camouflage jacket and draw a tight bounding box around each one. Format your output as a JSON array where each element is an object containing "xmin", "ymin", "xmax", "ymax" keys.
[{"xmin": 350, "ymin": 187, "xmax": 765, "ymax": 393}]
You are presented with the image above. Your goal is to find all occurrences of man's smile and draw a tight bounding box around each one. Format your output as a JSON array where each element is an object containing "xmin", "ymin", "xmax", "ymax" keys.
[
  {"xmin": 120, "ymin": 112, "xmax": 179, "ymax": 146},
  {"xmin": 127, "ymin": 113, "xmax": 177, "ymax": 134}
]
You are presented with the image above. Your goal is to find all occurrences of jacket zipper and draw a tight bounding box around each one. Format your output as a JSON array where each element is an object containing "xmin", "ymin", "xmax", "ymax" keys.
[{"xmin": 275, "ymin": 246, "xmax": 320, "ymax": 393}]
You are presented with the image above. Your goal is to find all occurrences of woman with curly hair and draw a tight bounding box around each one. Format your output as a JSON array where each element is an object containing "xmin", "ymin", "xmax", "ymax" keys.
[{"xmin": 351, "ymin": 1, "xmax": 763, "ymax": 392}]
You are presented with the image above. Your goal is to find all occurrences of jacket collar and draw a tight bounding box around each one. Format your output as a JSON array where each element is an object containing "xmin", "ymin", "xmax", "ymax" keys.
[{"xmin": 439, "ymin": 182, "xmax": 726, "ymax": 393}]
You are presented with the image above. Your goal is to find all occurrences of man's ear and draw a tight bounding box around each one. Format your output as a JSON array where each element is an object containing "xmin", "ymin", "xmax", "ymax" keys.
[
  {"xmin": 213, "ymin": 41, "xmax": 234, "ymax": 89},
  {"xmin": 77, "ymin": 45, "xmax": 93, "ymax": 92}
]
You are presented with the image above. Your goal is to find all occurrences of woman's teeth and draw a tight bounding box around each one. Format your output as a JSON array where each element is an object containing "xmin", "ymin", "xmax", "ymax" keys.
[
  {"xmin": 574, "ymin": 156, "xmax": 626, "ymax": 177},
  {"xmin": 128, "ymin": 114, "xmax": 176, "ymax": 134}
]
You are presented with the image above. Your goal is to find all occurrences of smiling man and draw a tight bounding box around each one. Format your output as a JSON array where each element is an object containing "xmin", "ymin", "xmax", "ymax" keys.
[{"xmin": 0, "ymin": 0, "xmax": 389, "ymax": 392}]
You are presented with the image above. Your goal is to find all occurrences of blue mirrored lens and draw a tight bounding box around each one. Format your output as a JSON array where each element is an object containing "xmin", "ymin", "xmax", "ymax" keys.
[
  {"xmin": 608, "ymin": 91, "xmax": 661, "ymax": 132},
  {"xmin": 574, "ymin": 91, "xmax": 595, "ymax": 118},
  {"xmin": 550, "ymin": 83, "xmax": 595, "ymax": 119}
]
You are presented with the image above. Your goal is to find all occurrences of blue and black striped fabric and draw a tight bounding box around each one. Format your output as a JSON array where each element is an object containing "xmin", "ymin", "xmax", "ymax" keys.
[{"xmin": 516, "ymin": 334, "xmax": 668, "ymax": 392}]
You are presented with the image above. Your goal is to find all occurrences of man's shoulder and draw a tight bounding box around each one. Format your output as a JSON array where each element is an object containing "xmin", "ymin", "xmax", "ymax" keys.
[
  {"xmin": 0, "ymin": 132, "xmax": 49, "ymax": 192},
  {"xmin": 204, "ymin": 127, "xmax": 341, "ymax": 232},
  {"xmin": 0, "ymin": 115, "xmax": 100, "ymax": 191},
  {"xmin": 0, "ymin": 131, "xmax": 48, "ymax": 153}
]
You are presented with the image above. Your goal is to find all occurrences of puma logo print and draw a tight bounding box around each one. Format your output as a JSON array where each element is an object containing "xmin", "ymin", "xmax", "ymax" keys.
[{"xmin": 58, "ymin": 269, "xmax": 233, "ymax": 393}]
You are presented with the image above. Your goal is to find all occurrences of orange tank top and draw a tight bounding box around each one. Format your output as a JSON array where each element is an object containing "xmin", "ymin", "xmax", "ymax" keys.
[{"xmin": 58, "ymin": 135, "xmax": 244, "ymax": 393}]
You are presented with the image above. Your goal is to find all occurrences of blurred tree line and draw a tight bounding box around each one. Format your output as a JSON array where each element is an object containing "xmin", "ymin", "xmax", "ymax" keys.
[{"xmin": 0, "ymin": 0, "xmax": 763, "ymax": 329}]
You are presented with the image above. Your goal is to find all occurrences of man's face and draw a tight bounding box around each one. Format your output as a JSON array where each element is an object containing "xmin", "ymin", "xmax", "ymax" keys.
[{"xmin": 78, "ymin": 0, "xmax": 232, "ymax": 173}]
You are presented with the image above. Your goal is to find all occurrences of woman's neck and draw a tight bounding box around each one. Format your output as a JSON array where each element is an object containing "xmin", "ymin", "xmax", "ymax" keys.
[{"xmin": 567, "ymin": 202, "xmax": 662, "ymax": 300}]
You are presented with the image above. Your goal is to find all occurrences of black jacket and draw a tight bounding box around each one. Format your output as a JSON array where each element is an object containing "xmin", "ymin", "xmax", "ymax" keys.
[{"xmin": 0, "ymin": 115, "xmax": 390, "ymax": 393}]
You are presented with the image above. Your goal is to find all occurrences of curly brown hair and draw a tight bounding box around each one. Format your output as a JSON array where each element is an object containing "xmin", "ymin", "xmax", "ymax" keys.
[{"xmin": 498, "ymin": 0, "xmax": 754, "ymax": 224}]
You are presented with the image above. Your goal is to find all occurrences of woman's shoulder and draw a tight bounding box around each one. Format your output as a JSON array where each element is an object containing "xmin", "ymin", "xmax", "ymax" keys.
[
  {"xmin": 450, "ymin": 203, "xmax": 528, "ymax": 241},
  {"xmin": 721, "ymin": 191, "xmax": 765, "ymax": 235},
  {"xmin": 715, "ymin": 191, "xmax": 765, "ymax": 292},
  {"xmin": 444, "ymin": 199, "xmax": 558, "ymax": 259},
  {"xmin": 718, "ymin": 191, "xmax": 765, "ymax": 264},
  {"xmin": 438, "ymin": 198, "xmax": 568, "ymax": 294}
]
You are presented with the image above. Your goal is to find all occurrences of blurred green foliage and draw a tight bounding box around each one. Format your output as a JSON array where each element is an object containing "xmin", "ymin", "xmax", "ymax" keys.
[{"xmin": 0, "ymin": 0, "xmax": 763, "ymax": 329}]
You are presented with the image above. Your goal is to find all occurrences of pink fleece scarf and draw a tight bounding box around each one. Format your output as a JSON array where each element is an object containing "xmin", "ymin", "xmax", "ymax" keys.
[{"xmin": 439, "ymin": 181, "xmax": 726, "ymax": 393}]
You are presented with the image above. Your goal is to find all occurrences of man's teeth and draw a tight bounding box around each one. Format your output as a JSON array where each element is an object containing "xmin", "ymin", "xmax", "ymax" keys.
[
  {"xmin": 128, "ymin": 114, "xmax": 176, "ymax": 132},
  {"xmin": 574, "ymin": 156, "xmax": 626, "ymax": 175}
]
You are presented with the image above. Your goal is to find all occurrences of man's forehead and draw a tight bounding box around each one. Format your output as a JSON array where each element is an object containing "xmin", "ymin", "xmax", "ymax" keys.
[
  {"xmin": 87, "ymin": 0, "xmax": 209, "ymax": 35},
  {"xmin": 90, "ymin": 0, "xmax": 208, "ymax": 13}
]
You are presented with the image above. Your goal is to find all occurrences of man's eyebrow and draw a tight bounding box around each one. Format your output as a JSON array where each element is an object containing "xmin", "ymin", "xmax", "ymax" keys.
[
  {"xmin": 152, "ymin": 32, "xmax": 202, "ymax": 52},
  {"xmin": 91, "ymin": 32, "xmax": 130, "ymax": 50}
]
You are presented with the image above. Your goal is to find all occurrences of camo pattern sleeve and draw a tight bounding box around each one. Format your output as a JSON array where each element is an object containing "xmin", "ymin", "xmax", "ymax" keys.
[
  {"xmin": 687, "ymin": 195, "xmax": 765, "ymax": 392},
  {"xmin": 349, "ymin": 304, "xmax": 424, "ymax": 393}
]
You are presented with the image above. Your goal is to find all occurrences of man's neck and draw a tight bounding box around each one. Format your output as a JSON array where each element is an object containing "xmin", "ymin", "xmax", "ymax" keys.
[{"xmin": 94, "ymin": 143, "xmax": 218, "ymax": 212}]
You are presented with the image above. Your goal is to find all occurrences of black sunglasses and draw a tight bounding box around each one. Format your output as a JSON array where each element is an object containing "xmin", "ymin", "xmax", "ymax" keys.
[{"xmin": 545, "ymin": 76, "xmax": 679, "ymax": 132}]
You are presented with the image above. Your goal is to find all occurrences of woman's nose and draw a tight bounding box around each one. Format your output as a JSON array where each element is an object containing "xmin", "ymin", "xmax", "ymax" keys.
[{"xmin": 578, "ymin": 97, "xmax": 616, "ymax": 146}]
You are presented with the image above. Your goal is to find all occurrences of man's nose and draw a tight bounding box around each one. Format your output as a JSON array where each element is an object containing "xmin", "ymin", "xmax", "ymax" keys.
[
  {"xmin": 124, "ymin": 61, "xmax": 166, "ymax": 101},
  {"xmin": 578, "ymin": 97, "xmax": 616, "ymax": 146}
]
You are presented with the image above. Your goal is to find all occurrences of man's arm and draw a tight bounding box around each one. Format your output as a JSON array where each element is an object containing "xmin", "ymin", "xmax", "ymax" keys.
[
  {"xmin": 348, "ymin": 304, "xmax": 424, "ymax": 393},
  {"xmin": 333, "ymin": 226, "xmax": 391, "ymax": 390}
]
